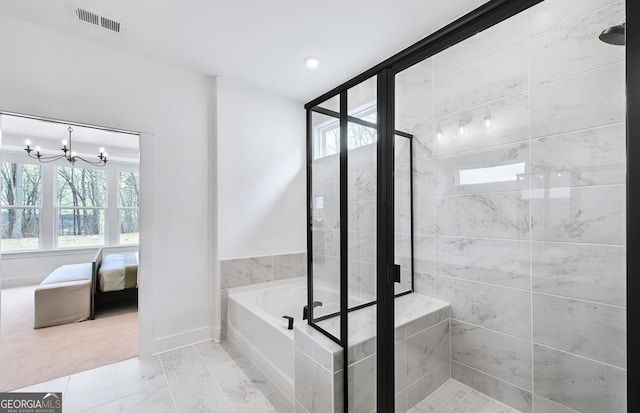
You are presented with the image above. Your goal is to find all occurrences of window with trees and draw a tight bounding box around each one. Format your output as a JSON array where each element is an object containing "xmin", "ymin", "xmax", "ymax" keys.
[
  {"xmin": 1, "ymin": 163, "xmax": 42, "ymax": 251},
  {"xmin": 56, "ymin": 167, "xmax": 106, "ymax": 248},
  {"xmin": 119, "ymin": 171, "xmax": 139, "ymax": 244},
  {"xmin": 0, "ymin": 159, "xmax": 139, "ymax": 253}
]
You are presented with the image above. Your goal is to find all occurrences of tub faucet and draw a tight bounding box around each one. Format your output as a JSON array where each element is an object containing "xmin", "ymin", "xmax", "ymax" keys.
[
  {"xmin": 282, "ymin": 315, "xmax": 294, "ymax": 330},
  {"xmin": 302, "ymin": 301, "xmax": 323, "ymax": 320}
]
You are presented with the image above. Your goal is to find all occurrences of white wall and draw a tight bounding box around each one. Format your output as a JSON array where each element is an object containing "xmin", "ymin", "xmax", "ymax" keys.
[
  {"xmin": 216, "ymin": 77, "xmax": 306, "ymax": 260},
  {"xmin": 0, "ymin": 13, "xmax": 215, "ymax": 355}
]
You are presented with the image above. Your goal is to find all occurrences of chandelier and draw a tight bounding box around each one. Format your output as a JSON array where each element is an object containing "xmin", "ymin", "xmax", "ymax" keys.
[{"xmin": 24, "ymin": 126, "xmax": 108, "ymax": 166}]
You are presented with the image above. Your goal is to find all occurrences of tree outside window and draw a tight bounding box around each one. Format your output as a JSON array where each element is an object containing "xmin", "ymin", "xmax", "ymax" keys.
[
  {"xmin": 1, "ymin": 163, "xmax": 41, "ymax": 251},
  {"xmin": 57, "ymin": 167, "xmax": 106, "ymax": 248}
]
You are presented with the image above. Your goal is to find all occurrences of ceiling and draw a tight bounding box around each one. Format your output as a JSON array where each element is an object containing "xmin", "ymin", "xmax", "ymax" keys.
[
  {"xmin": 0, "ymin": 0, "xmax": 489, "ymax": 102},
  {"xmin": 1, "ymin": 114, "xmax": 139, "ymax": 162}
]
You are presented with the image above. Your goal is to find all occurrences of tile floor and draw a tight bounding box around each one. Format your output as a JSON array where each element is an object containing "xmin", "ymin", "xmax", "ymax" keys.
[
  {"xmin": 14, "ymin": 340, "xmax": 520, "ymax": 413},
  {"xmin": 408, "ymin": 379, "xmax": 521, "ymax": 413},
  {"xmin": 14, "ymin": 340, "xmax": 291, "ymax": 413}
]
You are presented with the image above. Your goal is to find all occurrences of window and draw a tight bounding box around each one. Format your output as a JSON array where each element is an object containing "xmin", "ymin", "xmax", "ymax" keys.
[
  {"xmin": 1, "ymin": 163, "xmax": 42, "ymax": 251},
  {"xmin": 314, "ymin": 106, "xmax": 378, "ymax": 159},
  {"xmin": 56, "ymin": 167, "xmax": 106, "ymax": 248},
  {"xmin": 119, "ymin": 171, "xmax": 139, "ymax": 244}
]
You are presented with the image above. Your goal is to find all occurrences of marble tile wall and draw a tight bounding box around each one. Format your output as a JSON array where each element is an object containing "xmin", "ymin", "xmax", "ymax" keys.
[
  {"xmin": 399, "ymin": 0, "xmax": 627, "ymax": 411},
  {"xmin": 220, "ymin": 252, "xmax": 306, "ymax": 337}
]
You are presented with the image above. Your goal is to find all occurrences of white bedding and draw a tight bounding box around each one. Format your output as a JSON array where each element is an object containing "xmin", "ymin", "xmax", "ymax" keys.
[{"xmin": 98, "ymin": 252, "xmax": 138, "ymax": 292}]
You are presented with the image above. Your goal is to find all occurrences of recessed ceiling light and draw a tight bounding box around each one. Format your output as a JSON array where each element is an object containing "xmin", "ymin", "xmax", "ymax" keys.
[{"xmin": 304, "ymin": 56, "xmax": 319, "ymax": 69}]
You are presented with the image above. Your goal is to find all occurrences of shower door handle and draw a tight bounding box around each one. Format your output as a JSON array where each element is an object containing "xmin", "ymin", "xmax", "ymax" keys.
[{"xmin": 391, "ymin": 264, "xmax": 401, "ymax": 283}]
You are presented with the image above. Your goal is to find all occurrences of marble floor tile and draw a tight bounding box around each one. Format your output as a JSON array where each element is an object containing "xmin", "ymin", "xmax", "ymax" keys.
[
  {"xmin": 408, "ymin": 378, "xmax": 521, "ymax": 413},
  {"xmin": 209, "ymin": 356, "xmax": 276, "ymax": 409},
  {"xmin": 64, "ymin": 363, "xmax": 119, "ymax": 413}
]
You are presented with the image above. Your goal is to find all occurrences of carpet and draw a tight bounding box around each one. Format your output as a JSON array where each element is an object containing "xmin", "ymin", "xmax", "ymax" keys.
[{"xmin": 0, "ymin": 285, "xmax": 138, "ymax": 391}]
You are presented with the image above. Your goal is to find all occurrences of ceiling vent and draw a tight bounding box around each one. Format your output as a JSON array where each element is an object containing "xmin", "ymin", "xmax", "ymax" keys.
[{"xmin": 75, "ymin": 8, "xmax": 123, "ymax": 33}]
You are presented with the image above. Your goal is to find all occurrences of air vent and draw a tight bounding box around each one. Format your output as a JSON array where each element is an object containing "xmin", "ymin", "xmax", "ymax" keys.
[
  {"xmin": 76, "ymin": 8, "xmax": 99, "ymax": 26},
  {"xmin": 75, "ymin": 8, "xmax": 123, "ymax": 33},
  {"xmin": 100, "ymin": 16, "xmax": 121, "ymax": 33}
]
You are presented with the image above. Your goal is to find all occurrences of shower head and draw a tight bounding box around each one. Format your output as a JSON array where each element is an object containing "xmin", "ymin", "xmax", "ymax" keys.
[{"xmin": 599, "ymin": 23, "xmax": 625, "ymax": 46}]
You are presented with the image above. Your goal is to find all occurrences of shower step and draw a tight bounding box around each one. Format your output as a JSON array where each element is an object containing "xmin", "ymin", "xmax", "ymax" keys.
[{"xmin": 408, "ymin": 379, "xmax": 521, "ymax": 413}]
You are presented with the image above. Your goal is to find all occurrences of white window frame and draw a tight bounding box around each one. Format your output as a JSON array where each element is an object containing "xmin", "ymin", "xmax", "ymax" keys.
[{"xmin": 0, "ymin": 150, "xmax": 139, "ymax": 254}]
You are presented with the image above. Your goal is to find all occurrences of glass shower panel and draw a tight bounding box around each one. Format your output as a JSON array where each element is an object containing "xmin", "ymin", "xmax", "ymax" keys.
[
  {"xmin": 310, "ymin": 110, "xmax": 342, "ymax": 327},
  {"xmin": 347, "ymin": 119, "xmax": 377, "ymax": 308},
  {"xmin": 394, "ymin": 134, "xmax": 413, "ymax": 295}
]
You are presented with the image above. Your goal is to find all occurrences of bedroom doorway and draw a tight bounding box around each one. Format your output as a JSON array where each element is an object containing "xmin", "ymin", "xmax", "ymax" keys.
[{"xmin": 0, "ymin": 112, "xmax": 141, "ymax": 391}]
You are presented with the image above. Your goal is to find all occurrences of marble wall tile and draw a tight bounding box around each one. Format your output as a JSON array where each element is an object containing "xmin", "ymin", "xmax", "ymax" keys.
[
  {"xmin": 452, "ymin": 361, "xmax": 532, "ymax": 413},
  {"xmin": 406, "ymin": 121, "xmax": 433, "ymax": 161},
  {"xmin": 160, "ymin": 347, "xmax": 234, "ymax": 413},
  {"xmin": 530, "ymin": 184, "xmax": 625, "ymax": 245},
  {"xmin": 437, "ymin": 276, "xmax": 531, "ymax": 339},
  {"xmin": 530, "ymin": 0, "xmax": 621, "ymax": 36},
  {"xmin": 395, "ymin": 390, "xmax": 408, "ymax": 413},
  {"xmin": 451, "ymin": 320, "xmax": 532, "ymax": 390},
  {"xmin": 414, "ymin": 272, "xmax": 436, "ymax": 296},
  {"xmin": 436, "ymin": 236, "xmax": 530, "ymax": 289},
  {"xmin": 532, "ymin": 242, "xmax": 625, "ymax": 306},
  {"xmin": 295, "ymin": 349, "xmax": 335, "ymax": 413},
  {"xmin": 395, "ymin": 197, "xmax": 412, "ymax": 234},
  {"xmin": 414, "ymin": 235, "xmax": 435, "ymax": 274},
  {"xmin": 413, "ymin": 158, "xmax": 434, "ymax": 198},
  {"xmin": 406, "ymin": 320, "xmax": 450, "ymax": 385},
  {"xmin": 529, "ymin": 2, "xmax": 625, "ymax": 87},
  {"xmin": 349, "ymin": 169, "xmax": 377, "ymax": 203},
  {"xmin": 396, "ymin": 59, "xmax": 433, "ymax": 95},
  {"xmin": 221, "ymin": 256, "xmax": 273, "ymax": 289},
  {"xmin": 396, "ymin": 161, "xmax": 412, "ymax": 201},
  {"xmin": 347, "ymin": 354, "xmax": 376, "ymax": 413},
  {"xmin": 406, "ymin": 361, "xmax": 450, "ymax": 409},
  {"xmin": 533, "ymin": 395, "xmax": 581, "ymax": 413},
  {"xmin": 530, "ymin": 63, "xmax": 625, "ymax": 138},
  {"xmin": 404, "ymin": 306, "xmax": 450, "ymax": 338},
  {"xmin": 533, "ymin": 344, "xmax": 627, "ymax": 413},
  {"xmin": 435, "ymin": 193, "xmax": 530, "ymax": 240},
  {"xmin": 434, "ymin": 12, "xmax": 529, "ymax": 78},
  {"xmin": 358, "ymin": 201, "xmax": 376, "ymax": 232},
  {"xmin": 532, "ymin": 293, "xmax": 626, "ymax": 368},
  {"xmin": 395, "ymin": 340, "xmax": 407, "ymax": 393},
  {"xmin": 348, "ymin": 143, "xmax": 376, "ymax": 173},
  {"xmin": 434, "ymin": 93, "xmax": 529, "ymax": 157},
  {"xmin": 530, "ymin": 124, "xmax": 626, "ymax": 189},
  {"xmin": 396, "ymin": 81, "xmax": 434, "ymax": 130},
  {"xmin": 414, "ymin": 196, "xmax": 435, "ymax": 236},
  {"xmin": 435, "ymin": 142, "xmax": 529, "ymax": 196},
  {"xmin": 273, "ymin": 253, "xmax": 307, "ymax": 280},
  {"xmin": 434, "ymin": 45, "xmax": 528, "ymax": 117}
]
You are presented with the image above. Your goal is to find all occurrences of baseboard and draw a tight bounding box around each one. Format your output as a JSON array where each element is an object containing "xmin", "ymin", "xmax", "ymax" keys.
[{"xmin": 150, "ymin": 326, "xmax": 213, "ymax": 355}]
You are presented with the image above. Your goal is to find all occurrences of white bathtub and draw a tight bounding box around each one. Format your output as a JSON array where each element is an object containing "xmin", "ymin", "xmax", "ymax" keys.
[{"xmin": 227, "ymin": 276, "xmax": 342, "ymax": 402}]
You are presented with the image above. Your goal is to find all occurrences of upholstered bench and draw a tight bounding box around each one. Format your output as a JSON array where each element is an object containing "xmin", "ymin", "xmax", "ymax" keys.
[{"xmin": 34, "ymin": 263, "xmax": 92, "ymax": 329}]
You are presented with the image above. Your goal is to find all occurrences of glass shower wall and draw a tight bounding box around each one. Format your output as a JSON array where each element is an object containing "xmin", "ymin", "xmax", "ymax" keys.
[
  {"xmin": 310, "ymin": 102, "xmax": 343, "ymax": 324},
  {"xmin": 394, "ymin": 0, "xmax": 627, "ymax": 411}
]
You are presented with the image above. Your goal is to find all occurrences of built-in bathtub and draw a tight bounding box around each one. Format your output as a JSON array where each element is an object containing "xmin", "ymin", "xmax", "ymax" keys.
[
  {"xmin": 228, "ymin": 276, "xmax": 345, "ymax": 404},
  {"xmin": 227, "ymin": 276, "xmax": 452, "ymax": 413}
]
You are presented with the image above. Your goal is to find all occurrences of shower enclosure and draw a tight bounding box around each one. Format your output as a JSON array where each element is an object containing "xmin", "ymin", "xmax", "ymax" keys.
[{"xmin": 306, "ymin": 0, "xmax": 630, "ymax": 411}]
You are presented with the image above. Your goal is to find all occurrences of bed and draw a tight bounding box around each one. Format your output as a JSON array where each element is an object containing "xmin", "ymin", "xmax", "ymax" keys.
[{"xmin": 90, "ymin": 248, "xmax": 138, "ymax": 319}]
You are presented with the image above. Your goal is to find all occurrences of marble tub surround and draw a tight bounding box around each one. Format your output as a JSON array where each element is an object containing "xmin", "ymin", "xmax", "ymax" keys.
[
  {"xmin": 393, "ymin": 0, "xmax": 627, "ymax": 411},
  {"xmin": 14, "ymin": 340, "xmax": 290, "ymax": 413},
  {"xmin": 220, "ymin": 252, "xmax": 306, "ymax": 290},
  {"xmin": 295, "ymin": 293, "xmax": 451, "ymax": 413},
  {"xmin": 220, "ymin": 252, "xmax": 306, "ymax": 338}
]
